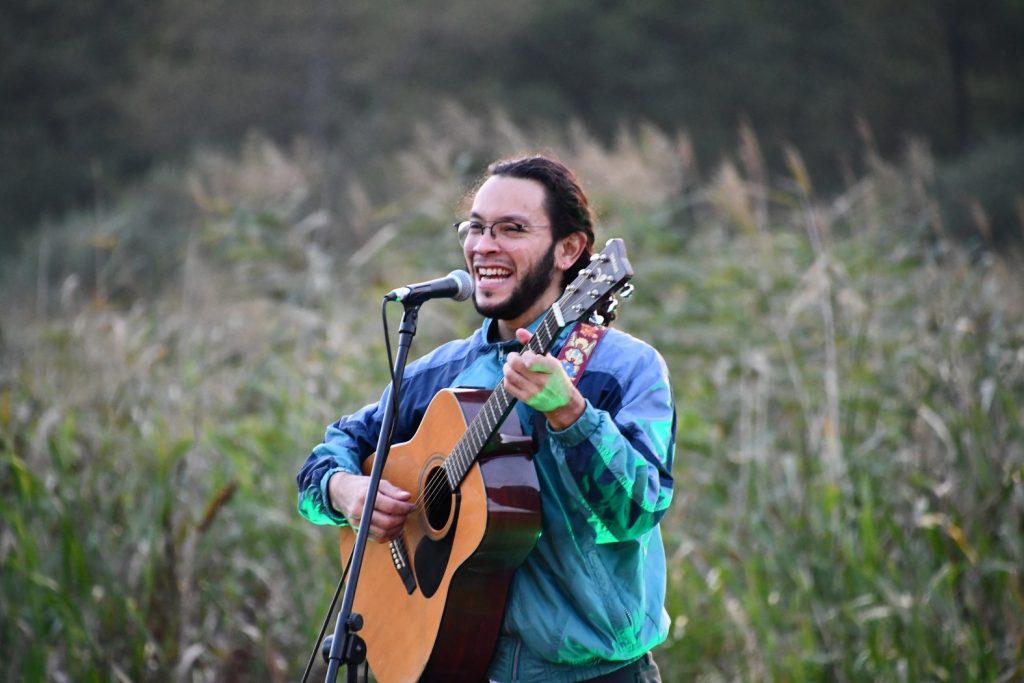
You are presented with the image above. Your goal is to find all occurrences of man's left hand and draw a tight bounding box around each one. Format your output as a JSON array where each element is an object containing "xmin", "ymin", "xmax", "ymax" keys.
[{"xmin": 503, "ymin": 328, "xmax": 585, "ymax": 430}]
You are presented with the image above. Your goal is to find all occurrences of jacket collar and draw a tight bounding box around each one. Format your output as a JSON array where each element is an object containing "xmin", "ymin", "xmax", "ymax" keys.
[{"xmin": 480, "ymin": 310, "xmax": 575, "ymax": 351}]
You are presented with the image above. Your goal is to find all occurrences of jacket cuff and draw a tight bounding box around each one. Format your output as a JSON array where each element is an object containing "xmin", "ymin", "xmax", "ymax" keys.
[
  {"xmin": 546, "ymin": 399, "xmax": 601, "ymax": 447},
  {"xmin": 319, "ymin": 465, "xmax": 359, "ymax": 524}
]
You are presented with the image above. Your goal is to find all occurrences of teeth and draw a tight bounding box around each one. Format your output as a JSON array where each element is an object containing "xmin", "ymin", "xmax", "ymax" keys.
[{"xmin": 478, "ymin": 267, "xmax": 511, "ymax": 278}]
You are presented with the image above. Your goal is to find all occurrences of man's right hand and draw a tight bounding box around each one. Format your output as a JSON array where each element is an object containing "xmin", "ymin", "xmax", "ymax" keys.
[{"xmin": 327, "ymin": 472, "xmax": 414, "ymax": 542}]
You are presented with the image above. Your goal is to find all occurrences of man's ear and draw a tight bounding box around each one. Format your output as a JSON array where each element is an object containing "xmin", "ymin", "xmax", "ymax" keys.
[{"xmin": 556, "ymin": 232, "xmax": 588, "ymax": 271}]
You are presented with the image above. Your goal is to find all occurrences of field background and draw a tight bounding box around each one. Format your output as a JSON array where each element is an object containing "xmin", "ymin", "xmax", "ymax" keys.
[{"xmin": 2, "ymin": 2, "xmax": 1023, "ymax": 681}]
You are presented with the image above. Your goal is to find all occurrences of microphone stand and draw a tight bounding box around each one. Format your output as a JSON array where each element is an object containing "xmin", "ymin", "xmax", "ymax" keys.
[{"xmin": 323, "ymin": 302, "xmax": 421, "ymax": 683}]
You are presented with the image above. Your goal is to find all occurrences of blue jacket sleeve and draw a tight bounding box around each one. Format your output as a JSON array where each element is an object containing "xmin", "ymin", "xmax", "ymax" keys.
[
  {"xmin": 296, "ymin": 337, "xmax": 476, "ymax": 526},
  {"xmin": 295, "ymin": 384, "xmax": 394, "ymax": 526},
  {"xmin": 547, "ymin": 337, "xmax": 676, "ymax": 542}
]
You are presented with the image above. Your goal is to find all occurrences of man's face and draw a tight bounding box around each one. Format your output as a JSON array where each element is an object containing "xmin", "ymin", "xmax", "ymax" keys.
[{"xmin": 463, "ymin": 175, "xmax": 563, "ymax": 331}]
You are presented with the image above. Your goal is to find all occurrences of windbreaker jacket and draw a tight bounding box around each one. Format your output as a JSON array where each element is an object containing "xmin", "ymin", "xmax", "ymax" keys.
[{"xmin": 296, "ymin": 314, "xmax": 676, "ymax": 682}]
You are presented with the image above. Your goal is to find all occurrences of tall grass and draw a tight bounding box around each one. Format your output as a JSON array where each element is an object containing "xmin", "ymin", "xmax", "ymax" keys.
[
  {"xmin": 1, "ymin": 114, "xmax": 1022, "ymax": 681},
  {"xmin": 646, "ymin": 147, "xmax": 1024, "ymax": 681}
]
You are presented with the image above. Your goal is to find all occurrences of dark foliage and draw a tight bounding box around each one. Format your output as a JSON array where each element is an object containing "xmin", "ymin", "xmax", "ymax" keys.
[{"xmin": 2, "ymin": 0, "xmax": 1022, "ymax": 249}]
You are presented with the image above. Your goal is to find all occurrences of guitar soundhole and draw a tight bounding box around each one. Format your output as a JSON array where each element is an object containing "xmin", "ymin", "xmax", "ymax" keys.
[{"xmin": 423, "ymin": 466, "xmax": 454, "ymax": 531}]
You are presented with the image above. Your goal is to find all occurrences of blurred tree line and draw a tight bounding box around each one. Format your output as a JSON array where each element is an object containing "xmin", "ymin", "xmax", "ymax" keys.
[{"xmin": 3, "ymin": 0, "xmax": 1022, "ymax": 247}]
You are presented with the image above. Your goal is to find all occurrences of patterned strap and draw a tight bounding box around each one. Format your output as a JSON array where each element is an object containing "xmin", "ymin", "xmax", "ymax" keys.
[{"xmin": 556, "ymin": 322, "xmax": 608, "ymax": 387}]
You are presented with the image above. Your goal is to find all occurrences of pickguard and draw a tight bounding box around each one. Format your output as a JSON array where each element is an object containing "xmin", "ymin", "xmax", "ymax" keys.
[{"xmin": 414, "ymin": 492, "xmax": 461, "ymax": 598}]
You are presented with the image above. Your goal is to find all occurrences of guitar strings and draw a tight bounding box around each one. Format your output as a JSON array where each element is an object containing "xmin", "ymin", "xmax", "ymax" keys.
[
  {"xmin": 404, "ymin": 380, "xmax": 511, "ymax": 516},
  {"xmin": 403, "ymin": 318, "xmax": 555, "ymax": 515},
  {"xmin": 381, "ymin": 257, "xmax": 617, "ymax": 553},
  {"xmin": 409, "ymin": 370, "xmax": 524, "ymax": 514}
]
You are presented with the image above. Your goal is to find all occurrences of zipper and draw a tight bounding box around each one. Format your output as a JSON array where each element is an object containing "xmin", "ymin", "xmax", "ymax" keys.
[{"xmin": 511, "ymin": 637, "xmax": 522, "ymax": 683}]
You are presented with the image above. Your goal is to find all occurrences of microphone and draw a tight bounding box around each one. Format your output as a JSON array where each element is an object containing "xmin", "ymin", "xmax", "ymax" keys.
[{"xmin": 384, "ymin": 269, "xmax": 474, "ymax": 305}]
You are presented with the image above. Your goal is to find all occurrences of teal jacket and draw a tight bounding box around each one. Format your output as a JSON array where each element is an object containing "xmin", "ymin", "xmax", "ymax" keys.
[{"xmin": 297, "ymin": 314, "xmax": 676, "ymax": 681}]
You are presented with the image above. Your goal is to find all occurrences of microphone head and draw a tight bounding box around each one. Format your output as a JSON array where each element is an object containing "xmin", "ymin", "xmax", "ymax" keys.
[{"xmin": 447, "ymin": 269, "xmax": 475, "ymax": 302}]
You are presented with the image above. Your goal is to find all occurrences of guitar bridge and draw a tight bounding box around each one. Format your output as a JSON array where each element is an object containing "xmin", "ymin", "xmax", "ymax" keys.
[{"xmin": 389, "ymin": 535, "xmax": 417, "ymax": 595}]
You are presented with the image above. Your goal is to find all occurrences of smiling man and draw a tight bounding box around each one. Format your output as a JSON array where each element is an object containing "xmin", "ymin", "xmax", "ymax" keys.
[{"xmin": 297, "ymin": 156, "xmax": 675, "ymax": 682}]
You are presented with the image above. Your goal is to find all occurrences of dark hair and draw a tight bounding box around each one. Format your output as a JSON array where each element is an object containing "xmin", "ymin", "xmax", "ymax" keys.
[{"xmin": 487, "ymin": 156, "xmax": 595, "ymax": 287}]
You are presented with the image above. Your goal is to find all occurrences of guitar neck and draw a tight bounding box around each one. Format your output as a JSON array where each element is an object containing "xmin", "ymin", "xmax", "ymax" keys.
[
  {"xmin": 443, "ymin": 311, "xmax": 564, "ymax": 487},
  {"xmin": 440, "ymin": 237, "xmax": 634, "ymax": 488}
]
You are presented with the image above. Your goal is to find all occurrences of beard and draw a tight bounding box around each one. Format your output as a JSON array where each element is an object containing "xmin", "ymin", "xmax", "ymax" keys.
[{"xmin": 473, "ymin": 240, "xmax": 557, "ymax": 322}]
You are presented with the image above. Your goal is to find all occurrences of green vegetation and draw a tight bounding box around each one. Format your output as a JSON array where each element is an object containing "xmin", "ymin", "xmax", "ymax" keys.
[{"xmin": 1, "ymin": 118, "xmax": 1022, "ymax": 681}]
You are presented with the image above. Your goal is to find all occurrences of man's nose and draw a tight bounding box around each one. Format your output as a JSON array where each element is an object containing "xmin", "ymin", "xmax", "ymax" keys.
[{"xmin": 472, "ymin": 227, "xmax": 502, "ymax": 250}]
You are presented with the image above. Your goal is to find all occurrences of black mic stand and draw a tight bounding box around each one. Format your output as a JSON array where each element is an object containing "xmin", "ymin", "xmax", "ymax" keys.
[{"xmin": 322, "ymin": 302, "xmax": 421, "ymax": 683}]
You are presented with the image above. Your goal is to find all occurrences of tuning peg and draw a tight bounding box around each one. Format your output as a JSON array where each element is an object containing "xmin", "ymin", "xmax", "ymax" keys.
[{"xmin": 619, "ymin": 284, "xmax": 635, "ymax": 299}]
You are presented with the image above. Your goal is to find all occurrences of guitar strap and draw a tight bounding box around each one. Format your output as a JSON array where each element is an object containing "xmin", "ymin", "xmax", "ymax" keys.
[{"xmin": 556, "ymin": 322, "xmax": 608, "ymax": 386}]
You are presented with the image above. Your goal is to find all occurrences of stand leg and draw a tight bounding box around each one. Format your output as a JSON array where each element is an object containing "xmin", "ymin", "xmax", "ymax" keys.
[{"xmin": 322, "ymin": 304, "xmax": 421, "ymax": 683}]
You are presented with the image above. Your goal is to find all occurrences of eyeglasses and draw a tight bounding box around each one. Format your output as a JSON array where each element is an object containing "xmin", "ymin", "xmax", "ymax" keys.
[{"xmin": 453, "ymin": 220, "xmax": 548, "ymax": 245}]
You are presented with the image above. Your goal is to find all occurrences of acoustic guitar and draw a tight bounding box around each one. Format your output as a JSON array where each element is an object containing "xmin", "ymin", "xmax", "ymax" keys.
[{"xmin": 339, "ymin": 238, "xmax": 634, "ymax": 682}]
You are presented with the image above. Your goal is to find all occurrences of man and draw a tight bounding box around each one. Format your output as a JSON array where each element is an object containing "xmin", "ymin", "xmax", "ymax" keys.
[{"xmin": 297, "ymin": 156, "xmax": 675, "ymax": 682}]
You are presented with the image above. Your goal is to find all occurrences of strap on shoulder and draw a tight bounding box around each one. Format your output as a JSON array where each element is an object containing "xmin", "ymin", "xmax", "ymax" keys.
[{"xmin": 556, "ymin": 322, "xmax": 608, "ymax": 386}]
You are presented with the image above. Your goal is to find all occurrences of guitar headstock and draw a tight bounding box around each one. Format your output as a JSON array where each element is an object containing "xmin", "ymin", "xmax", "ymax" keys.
[{"xmin": 553, "ymin": 238, "xmax": 634, "ymax": 327}]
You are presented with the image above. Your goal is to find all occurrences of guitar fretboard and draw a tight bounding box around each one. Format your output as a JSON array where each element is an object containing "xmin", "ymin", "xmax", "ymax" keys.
[{"xmin": 442, "ymin": 310, "xmax": 563, "ymax": 487}]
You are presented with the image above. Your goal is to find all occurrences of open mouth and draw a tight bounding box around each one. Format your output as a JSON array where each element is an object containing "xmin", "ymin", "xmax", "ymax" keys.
[{"xmin": 475, "ymin": 265, "xmax": 513, "ymax": 284}]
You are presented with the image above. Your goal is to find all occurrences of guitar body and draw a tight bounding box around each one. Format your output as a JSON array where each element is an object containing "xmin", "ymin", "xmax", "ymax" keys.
[{"xmin": 339, "ymin": 388, "xmax": 541, "ymax": 683}]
